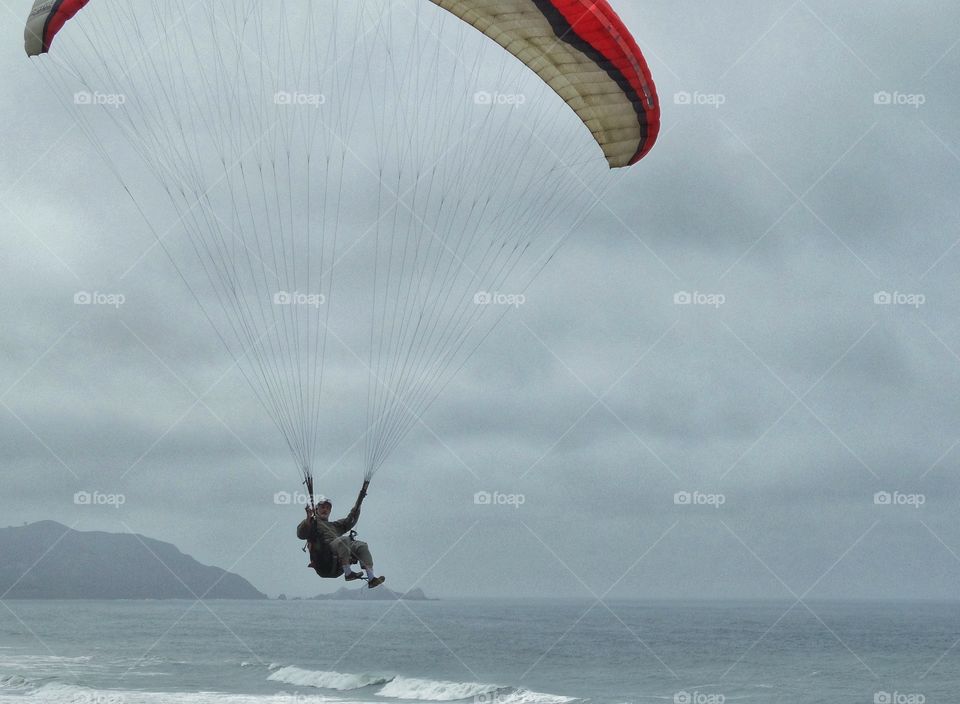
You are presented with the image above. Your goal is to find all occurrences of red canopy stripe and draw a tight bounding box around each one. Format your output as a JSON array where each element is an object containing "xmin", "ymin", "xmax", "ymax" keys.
[{"xmin": 545, "ymin": 0, "xmax": 660, "ymax": 164}]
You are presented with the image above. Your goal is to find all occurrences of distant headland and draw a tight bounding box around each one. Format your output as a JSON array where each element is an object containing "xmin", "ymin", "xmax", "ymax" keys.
[{"xmin": 0, "ymin": 521, "xmax": 266, "ymax": 599}]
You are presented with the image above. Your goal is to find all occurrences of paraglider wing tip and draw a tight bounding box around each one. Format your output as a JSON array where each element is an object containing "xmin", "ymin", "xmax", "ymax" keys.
[
  {"xmin": 428, "ymin": 0, "xmax": 659, "ymax": 169},
  {"xmin": 24, "ymin": 0, "xmax": 91, "ymax": 58}
]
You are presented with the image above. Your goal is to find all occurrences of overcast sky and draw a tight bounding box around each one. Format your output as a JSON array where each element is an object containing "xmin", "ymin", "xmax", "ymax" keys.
[{"xmin": 1, "ymin": 0, "xmax": 959, "ymax": 601}]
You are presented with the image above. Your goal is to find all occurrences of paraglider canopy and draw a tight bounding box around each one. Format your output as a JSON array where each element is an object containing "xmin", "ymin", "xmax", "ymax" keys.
[
  {"xmin": 428, "ymin": 0, "xmax": 660, "ymax": 166},
  {"xmin": 25, "ymin": 0, "xmax": 90, "ymax": 57},
  {"xmin": 23, "ymin": 0, "xmax": 660, "ymax": 488},
  {"xmin": 25, "ymin": 0, "xmax": 659, "ymax": 168}
]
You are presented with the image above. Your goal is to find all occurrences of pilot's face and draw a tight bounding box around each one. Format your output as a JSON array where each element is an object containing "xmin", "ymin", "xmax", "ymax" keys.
[{"xmin": 317, "ymin": 503, "xmax": 332, "ymax": 520}]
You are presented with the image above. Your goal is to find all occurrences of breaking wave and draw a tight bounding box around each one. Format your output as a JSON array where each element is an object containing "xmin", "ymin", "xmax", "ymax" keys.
[{"xmin": 268, "ymin": 665, "xmax": 394, "ymax": 690}]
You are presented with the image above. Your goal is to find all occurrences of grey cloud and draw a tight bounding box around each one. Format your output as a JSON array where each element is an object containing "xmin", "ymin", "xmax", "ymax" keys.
[{"xmin": 3, "ymin": 1, "xmax": 960, "ymax": 600}]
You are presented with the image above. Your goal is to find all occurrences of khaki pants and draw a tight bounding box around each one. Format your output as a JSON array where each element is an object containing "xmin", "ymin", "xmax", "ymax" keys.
[{"xmin": 315, "ymin": 523, "xmax": 373, "ymax": 567}]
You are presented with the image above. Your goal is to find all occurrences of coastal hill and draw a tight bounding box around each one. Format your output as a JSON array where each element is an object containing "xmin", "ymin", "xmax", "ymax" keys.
[
  {"xmin": 311, "ymin": 586, "xmax": 437, "ymax": 601},
  {"xmin": 0, "ymin": 521, "xmax": 266, "ymax": 599}
]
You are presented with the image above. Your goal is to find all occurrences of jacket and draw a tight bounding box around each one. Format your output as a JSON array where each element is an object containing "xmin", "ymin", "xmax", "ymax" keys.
[{"xmin": 296, "ymin": 486, "xmax": 367, "ymax": 577}]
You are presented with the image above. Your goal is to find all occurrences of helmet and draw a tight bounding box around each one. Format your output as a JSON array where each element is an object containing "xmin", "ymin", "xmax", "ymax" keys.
[{"xmin": 315, "ymin": 496, "xmax": 332, "ymax": 508}]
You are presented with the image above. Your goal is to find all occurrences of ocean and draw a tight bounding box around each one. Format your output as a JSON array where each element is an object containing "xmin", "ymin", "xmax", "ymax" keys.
[{"xmin": 0, "ymin": 599, "xmax": 956, "ymax": 703}]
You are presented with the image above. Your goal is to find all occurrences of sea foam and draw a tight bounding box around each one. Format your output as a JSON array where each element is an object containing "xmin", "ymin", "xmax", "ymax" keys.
[
  {"xmin": 0, "ymin": 675, "xmax": 32, "ymax": 690},
  {"xmin": 269, "ymin": 665, "xmax": 394, "ymax": 690},
  {"xmin": 376, "ymin": 678, "xmax": 577, "ymax": 704},
  {"xmin": 7, "ymin": 682, "xmax": 340, "ymax": 704}
]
